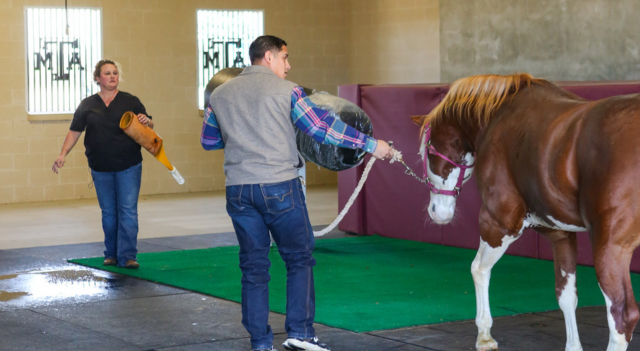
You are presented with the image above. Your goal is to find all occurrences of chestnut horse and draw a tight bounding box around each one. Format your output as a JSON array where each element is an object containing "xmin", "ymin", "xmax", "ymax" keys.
[{"xmin": 412, "ymin": 74, "xmax": 640, "ymax": 351}]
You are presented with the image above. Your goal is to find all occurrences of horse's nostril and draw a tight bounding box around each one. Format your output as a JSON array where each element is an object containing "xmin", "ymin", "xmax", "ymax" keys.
[{"xmin": 432, "ymin": 204, "xmax": 436, "ymax": 212}]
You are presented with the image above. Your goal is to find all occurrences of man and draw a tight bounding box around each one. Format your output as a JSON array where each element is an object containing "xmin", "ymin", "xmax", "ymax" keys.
[{"xmin": 201, "ymin": 35, "xmax": 393, "ymax": 351}]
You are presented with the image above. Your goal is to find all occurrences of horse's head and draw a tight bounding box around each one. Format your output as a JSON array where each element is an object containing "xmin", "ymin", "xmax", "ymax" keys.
[
  {"xmin": 412, "ymin": 74, "xmax": 538, "ymax": 224},
  {"xmin": 412, "ymin": 115, "xmax": 475, "ymax": 224}
]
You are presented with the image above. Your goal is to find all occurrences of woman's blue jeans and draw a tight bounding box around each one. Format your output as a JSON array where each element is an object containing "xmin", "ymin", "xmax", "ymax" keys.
[
  {"xmin": 226, "ymin": 178, "xmax": 316, "ymax": 350},
  {"xmin": 91, "ymin": 163, "xmax": 142, "ymax": 267}
]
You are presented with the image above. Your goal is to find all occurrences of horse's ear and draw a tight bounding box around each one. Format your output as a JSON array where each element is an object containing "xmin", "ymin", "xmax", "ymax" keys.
[{"xmin": 411, "ymin": 115, "xmax": 427, "ymax": 126}]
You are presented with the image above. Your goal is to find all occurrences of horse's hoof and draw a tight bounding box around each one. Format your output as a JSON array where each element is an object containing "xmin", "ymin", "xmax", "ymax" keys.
[{"xmin": 476, "ymin": 339, "xmax": 499, "ymax": 351}]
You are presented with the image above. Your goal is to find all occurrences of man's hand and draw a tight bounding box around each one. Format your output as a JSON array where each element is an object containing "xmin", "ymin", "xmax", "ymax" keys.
[{"xmin": 372, "ymin": 140, "xmax": 394, "ymax": 160}]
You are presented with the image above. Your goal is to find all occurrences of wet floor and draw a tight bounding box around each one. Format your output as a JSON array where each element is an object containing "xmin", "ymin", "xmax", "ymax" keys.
[
  {"xmin": 0, "ymin": 266, "xmax": 127, "ymax": 309},
  {"xmin": 0, "ymin": 268, "xmax": 111, "ymax": 301}
]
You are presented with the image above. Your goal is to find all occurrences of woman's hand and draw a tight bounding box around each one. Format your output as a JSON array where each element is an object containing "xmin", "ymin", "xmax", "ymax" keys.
[
  {"xmin": 137, "ymin": 113, "xmax": 150, "ymax": 125},
  {"xmin": 137, "ymin": 113, "xmax": 154, "ymax": 129},
  {"xmin": 52, "ymin": 130, "xmax": 82, "ymax": 174},
  {"xmin": 52, "ymin": 155, "xmax": 66, "ymax": 174}
]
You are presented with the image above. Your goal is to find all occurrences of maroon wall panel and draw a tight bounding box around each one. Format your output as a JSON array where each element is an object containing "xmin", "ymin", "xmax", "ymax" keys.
[
  {"xmin": 538, "ymin": 232, "xmax": 594, "ymax": 266},
  {"xmin": 336, "ymin": 164, "xmax": 365, "ymax": 234},
  {"xmin": 337, "ymin": 85, "xmax": 367, "ymax": 234},
  {"xmin": 559, "ymin": 82, "xmax": 640, "ymax": 100},
  {"xmin": 359, "ymin": 85, "xmax": 444, "ymax": 243}
]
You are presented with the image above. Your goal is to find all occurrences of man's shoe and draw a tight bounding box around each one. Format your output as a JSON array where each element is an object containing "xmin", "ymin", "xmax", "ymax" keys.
[
  {"xmin": 103, "ymin": 258, "xmax": 117, "ymax": 266},
  {"xmin": 282, "ymin": 337, "xmax": 330, "ymax": 351},
  {"xmin": 123, "ymin": 260, "xmax": 139, "ymax": 269}
]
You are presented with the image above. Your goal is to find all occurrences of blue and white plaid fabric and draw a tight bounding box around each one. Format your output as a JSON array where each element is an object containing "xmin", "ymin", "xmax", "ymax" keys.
[
  {"xmin": 290, "ymin": 87, "xmax": 377, "ymax": 152},
  {"xmin": 201, "ymin": 86, "xmax": 377, "ymax": 153},
  {"xmin": 200, "ymin": 104, "xmax": 225, "ymax": 150}
]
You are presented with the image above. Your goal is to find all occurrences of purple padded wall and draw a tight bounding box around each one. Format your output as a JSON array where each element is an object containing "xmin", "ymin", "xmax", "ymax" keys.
[{"xmin": 336, "ymin": 85, "xmax": 367, "ymax": 234}]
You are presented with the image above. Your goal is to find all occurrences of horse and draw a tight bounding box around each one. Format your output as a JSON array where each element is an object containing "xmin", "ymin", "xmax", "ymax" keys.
[{"xmin": 411, "ymin": 73, "xmax": 640, "ymax": 351}]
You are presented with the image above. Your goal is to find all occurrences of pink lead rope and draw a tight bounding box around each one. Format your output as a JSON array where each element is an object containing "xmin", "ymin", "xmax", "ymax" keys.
[{"xmin": 423, "ymin": 124, "xmax": 475, "ymax": 197}]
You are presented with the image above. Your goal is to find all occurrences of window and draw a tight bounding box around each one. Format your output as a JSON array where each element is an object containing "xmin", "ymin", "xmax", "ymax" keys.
[
  {"xmin": 197, "ymin": 9, "xmax": 264, "ymax": 109},
  {"xmin": 25, "ymin": 7, "xmax": 102, "ymax": 114}
]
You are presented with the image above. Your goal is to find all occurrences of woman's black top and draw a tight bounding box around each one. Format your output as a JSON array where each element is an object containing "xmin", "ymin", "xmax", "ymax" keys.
[{"xmin": 70, "ymin": 91, "xmax": 152, "ymax": 172}]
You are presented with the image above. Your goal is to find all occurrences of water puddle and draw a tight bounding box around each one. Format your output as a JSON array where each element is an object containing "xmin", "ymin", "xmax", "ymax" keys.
[
  {"xmin": 43, "ymin": 269, "xmax": 109, "ymax": 285},
  {"xmin": 0, "ymin": 267, "xmax": 115, "ymax": 303}
]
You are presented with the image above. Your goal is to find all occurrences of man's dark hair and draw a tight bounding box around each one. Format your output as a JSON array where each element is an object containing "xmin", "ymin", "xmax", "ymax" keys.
[{"xmin": 249, "ymin": 35, "xmax": 287, "ymax": 64}]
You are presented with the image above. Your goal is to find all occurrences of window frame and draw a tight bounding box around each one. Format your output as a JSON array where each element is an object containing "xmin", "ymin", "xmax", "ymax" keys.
[
  {"xmin": 196, "ymin": 8, "xmax": 265, "ymax": 112},
  {"xmin": 23, "ymin": 6, "xmax": 103, "ymax": 120}
]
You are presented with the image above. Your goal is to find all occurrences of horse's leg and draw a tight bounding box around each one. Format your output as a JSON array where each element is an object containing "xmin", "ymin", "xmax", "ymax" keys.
[
  {"xmin": 594, "ymin": 243, "xmax": 639, "ymax": 351},
  {"xmin": 472, "ymin": 209, "xmax": 522, "ymax": 351},
  {"xmin": 472, "ymin": 239, "xmax": 507, "ymax": 351},
  {"xmin": 547, "ymin": 231, "xmax": 582, "ymax": 351}
]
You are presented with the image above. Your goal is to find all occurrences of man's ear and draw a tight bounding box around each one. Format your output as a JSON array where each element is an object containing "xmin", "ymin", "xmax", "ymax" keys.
[
  {"xmin": 411, "ymin": 115, "xmax": 427, "ymax": 126},
  {"xmin": 264, "ymin": 50, "xmax": 273, "ymax": 64}
]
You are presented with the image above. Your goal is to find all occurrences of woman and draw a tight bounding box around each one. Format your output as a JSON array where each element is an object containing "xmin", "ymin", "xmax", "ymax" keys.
[{"xmin": 52, "ymin": 59, "xmax": 153, "ymax": 269}]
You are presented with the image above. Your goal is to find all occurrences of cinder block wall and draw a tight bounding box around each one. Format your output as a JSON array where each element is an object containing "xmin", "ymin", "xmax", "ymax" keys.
[
  {"xmin": 0, "ymin": 0, "xmax": 352, "ymax": 204},
  {"xmin": 440, "ymin": 0, "xmax": 640, "ymax": 82},
  {"xmin": 348, "ymin": 0, "xmax": 440, "ymax": 84}
]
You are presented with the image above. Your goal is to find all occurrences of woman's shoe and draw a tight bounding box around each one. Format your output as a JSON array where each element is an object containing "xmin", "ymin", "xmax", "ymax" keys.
[
  {"xmin": 103, "ymin": 258, "xmax": 117, "ymax": 266},
  {"xmin": 123, "ymin": 260, "xmax": 140, "ymax": 269}
]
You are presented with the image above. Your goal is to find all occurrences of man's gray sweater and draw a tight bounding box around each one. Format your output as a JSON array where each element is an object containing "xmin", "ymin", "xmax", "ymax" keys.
[{"xmin": 209, "ymin": 65, "xmax": 304, "ymax": 186}]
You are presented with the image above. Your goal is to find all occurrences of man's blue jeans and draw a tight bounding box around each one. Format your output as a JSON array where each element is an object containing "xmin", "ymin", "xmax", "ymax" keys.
[
  {"xmin": 92, "ymin": 163, "xmax": 142, "ymax": 267},
  {"xmin": 226, "ymin": 178, "xmax": 316, "ymax": 350}
]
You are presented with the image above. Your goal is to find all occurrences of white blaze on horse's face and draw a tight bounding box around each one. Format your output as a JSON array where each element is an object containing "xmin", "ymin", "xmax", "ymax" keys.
[
  {"xmin": 420, "ymin": 133, "xmax": 475, "ymax": 224},
  {"xmin": 426, "ymin": 153, "xmax": 475, "ymax": 223}
]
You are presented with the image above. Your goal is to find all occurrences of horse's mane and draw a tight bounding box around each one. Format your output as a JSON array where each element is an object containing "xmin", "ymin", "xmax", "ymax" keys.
[{"xmin": 420, "ymin": 73, "xmax": 542, "ymax": 135}]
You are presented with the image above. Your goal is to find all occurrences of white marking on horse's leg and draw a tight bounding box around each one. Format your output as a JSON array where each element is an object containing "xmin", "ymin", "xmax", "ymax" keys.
[
  {"xmin": 472, "ymin": 237, "xmax": 516, "ymax": 351},
  {"xmin": 548, "ymin": 216, "xmax": 587, "ymax": 232},
  {"xmin": 524, "ymin": 213, "xmax": 587, "ymax": 232},
  {"xmin": 557, "ymin": 271, "xmax": 583, "ymax": 351},
  {"xmin": 599, "ymin": 286, "xmax": 629, "ymax": 351}
]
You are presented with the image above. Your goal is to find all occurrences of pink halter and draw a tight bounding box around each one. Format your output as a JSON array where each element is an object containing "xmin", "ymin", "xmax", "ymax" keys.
[{"xmin": 423, "ymin": 124, "xmax": 475, "ymax": 197}]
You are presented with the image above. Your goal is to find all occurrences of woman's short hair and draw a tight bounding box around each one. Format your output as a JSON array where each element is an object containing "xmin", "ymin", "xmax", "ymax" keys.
[
  {"xmin": 93, "ymin": 59, "xmax": 121, "ymax": 84},
  {"xmin": 249, "ymin": 35, "xmax": 287, "ymax": 64}
]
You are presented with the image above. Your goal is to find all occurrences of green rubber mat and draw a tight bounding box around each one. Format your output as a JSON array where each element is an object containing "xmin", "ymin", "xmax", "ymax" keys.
[{"xmin": 69, "ymin": 235, "xmax": 640, "ymax": 332}]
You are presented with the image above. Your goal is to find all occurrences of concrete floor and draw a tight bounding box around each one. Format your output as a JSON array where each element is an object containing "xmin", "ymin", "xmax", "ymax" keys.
[{"xmin": 0, "ymin": 188, "xmax": 637, "ymax": 350}]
